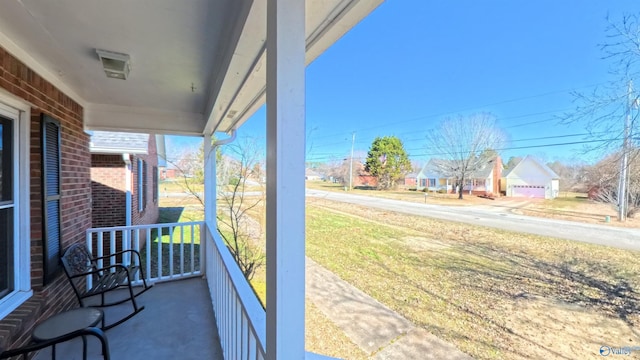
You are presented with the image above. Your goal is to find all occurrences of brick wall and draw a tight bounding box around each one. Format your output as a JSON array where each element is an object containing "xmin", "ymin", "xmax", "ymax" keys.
[
  {"xmin": 131, "ymin": 135, "xmax": 159, "ymax": 226},
  {"xmin": 0, "ymin": 46, "xmax": 91, "ymax": 351},
  {"xmin": 91, "ymin": 154, "xmax": 126, "ymax": 228},
  {"xmin": 492, "ymin": 156, "xmax": 502, "ymax": 197}
]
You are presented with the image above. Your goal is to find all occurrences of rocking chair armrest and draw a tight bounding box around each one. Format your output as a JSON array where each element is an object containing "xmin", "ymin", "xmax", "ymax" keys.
[
  {"xmin": 0, "ymin": 327, "xmax": 110, "ymax": 359},
  {"xmin": 91, "ymin": 249, "xmax": 143, "ymax": 263},
  {"xmin": 68, "ymin": 264, "xmax": 133, "ymax": 279}
]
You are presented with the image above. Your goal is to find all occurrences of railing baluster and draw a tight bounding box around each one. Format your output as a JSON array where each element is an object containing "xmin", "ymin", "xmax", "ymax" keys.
[
  {"xmin": 86, "ymin": 231, "xmax": 93, "ymax": 291},
  {"xmin": 109, "ymin": 230, "xmax": 116, "ymax": 270},
  {"xmin": 190, "ymin": 223, "xmax": 195, "ymax": 274},
  {"xmin": 180, "ymin": 224, "xmax": 185, "ymax": 276},
  {"xmin": 123, "ymin": 228, "xmax": 130, "ymax": 265},
  {"xmin": 97, "ymin": 232, "xmax": 104, "ymax": 270},
  {"xmin": 146, "ymin": 227, "xmax": 152, "ymax": 281},
  {"xmin": 134, "ymin": 229, "xmax": 140, "ymax": 282},
  {"xmin": 156, "ymin": 226, "xmax": 162, "ymax": 279},
  {"xmin": 169, "ymin": 225, "xmax": 174, "ymax": 278},
  {"xmin": 233, "ymin": 287, "xmax": 237, "ymax": 359}
]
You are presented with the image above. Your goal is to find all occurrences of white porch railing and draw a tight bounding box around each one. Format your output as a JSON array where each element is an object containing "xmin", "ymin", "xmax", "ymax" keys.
[
  {"xmin": 86, "ymin": 221, "xmax": 204, "ymax": 288},
  {"xmin": 87, "ymin": 222, "xmax": 336, "ymax": 359},
  {"xmin": 205, "ymin": 225, "xmax": 267, "ymax": 359}
]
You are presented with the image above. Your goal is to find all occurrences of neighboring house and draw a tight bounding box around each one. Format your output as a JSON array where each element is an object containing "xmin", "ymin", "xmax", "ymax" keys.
[
  {"xmin": 162, "ymin": 167, "xmax": 178, "ymax": 180},
  {"xmin": 502, "ymin": 155, "xmax": 560, "ymax": 199},
  {"xmin": 90, "ymin": 131, "xmax": 165, "ymax": 229},
  {"xmin": 416, "ymin": 157, "xmax": 502, "ymax": 196},
  {"xmin": 352, "ymin": 162, "xmax": 378, "ymax": 188},
  {"xmin": 404, "ymin": 172, "xmax": 417, "ymax": 186},
  {"xmin": 416, "ymin": 159, "xmax": 454, "ymax": 192},
  {"xmin": 354, "ymin": 174, "xmax": 378, "ymax": 187},
  {"xmin": 305, "ymin": 168, "xmax": 322, "ymax": 181}
]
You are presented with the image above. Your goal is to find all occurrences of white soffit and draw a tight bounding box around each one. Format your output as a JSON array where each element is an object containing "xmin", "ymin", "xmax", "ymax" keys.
[
  {"xmin": 0, "ymin": 0, "xmax": 383, "ymax": 135},
  {"xmin": 205, "ymin": 0, "xmax": 385, "ymax": 135}
]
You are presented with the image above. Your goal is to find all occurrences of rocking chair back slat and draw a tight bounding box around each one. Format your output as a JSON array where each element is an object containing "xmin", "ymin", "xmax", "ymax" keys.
[
  {"xmin": 60, "ymin": 243, "xmax": 153, "ymax": 330},
  {"xmin": 61, "ymin": 243, "xmax": 96, "ymax": 277}
]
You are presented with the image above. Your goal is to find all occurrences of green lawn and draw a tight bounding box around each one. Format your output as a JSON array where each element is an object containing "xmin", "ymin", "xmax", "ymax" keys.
[{"xmin": 139, "ymin": 207, "xmax": 204, "ymax": 278}]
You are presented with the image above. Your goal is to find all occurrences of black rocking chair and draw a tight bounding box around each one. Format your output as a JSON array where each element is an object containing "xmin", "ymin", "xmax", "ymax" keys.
[
  {"xmin": 0, "ymin": 327, "xmax": 110, "ymax": 360},
  {"xmin": 61, "ymin": 244, "xmax": 153, "ymax": 330}
]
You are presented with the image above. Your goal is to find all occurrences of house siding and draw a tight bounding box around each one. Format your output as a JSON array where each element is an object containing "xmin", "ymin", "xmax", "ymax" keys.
[
  {"xmin": 0, "ymin": 46, "xmax": 91, "ymax": 351},
  {"xmin": 504, "ymin": 157, "xmax": 558, "ymax": 199}
]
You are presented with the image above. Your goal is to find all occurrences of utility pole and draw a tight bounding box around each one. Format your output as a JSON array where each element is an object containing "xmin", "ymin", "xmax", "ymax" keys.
[
  {"xmin": 618, "ymin": 80, "xmax": 633, "ymax": 221},
  {"xmin": 349, "ymin": 132, "xmax": 355, "ymax": 191}
]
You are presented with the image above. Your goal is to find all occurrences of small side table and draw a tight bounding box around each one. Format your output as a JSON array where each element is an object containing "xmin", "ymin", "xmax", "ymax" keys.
[{"xmin": 32, "ymin": 308, "xmax": 104, "ymax": 360}]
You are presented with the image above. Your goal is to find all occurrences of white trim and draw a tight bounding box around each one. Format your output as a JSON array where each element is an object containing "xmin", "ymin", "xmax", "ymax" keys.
[
  {"xmin": 137, "ymin": 158, "xmax": 144, "ymax": 212},
  {"xmin": 204, "ymin": 135, "xmax": 215, "ymax": 229},
  {"xmin": 265, "ymin": 0, "xmax": 306, "ymax": 358},
  {"xmin": 85, "ymin": 104, "xmax": 205, "ymax": 135},
  {"xmin": 0, "ymin": 31, "xmax": 86, "ymax": 107},
  {"xmin": 0, "ymin": 95, "xmax": 32, "ymax": 320},
  {"xmin": 89, "ymin": 147, "xmax": 148, "ymax": 155}
]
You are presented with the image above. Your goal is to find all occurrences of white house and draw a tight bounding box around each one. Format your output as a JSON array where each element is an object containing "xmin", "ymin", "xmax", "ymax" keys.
[
  {"xmin": 417, "ymin": 157, "xmax": 502, "ymax": 196},
  {"xmin": 503, "ymin": 156, "xmax": 560, "ymax": 199}
]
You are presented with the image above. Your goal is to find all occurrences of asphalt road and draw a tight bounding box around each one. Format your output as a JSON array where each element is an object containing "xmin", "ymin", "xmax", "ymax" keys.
[{"xmin": 306, "ymin": 189, "xmax": 640, "ymax": 251}]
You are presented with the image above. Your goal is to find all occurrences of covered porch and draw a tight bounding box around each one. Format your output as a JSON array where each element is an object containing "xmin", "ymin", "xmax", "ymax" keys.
[
  {"xmin": 34, "ymin": 278, "xmax": 223, "ymax": 360},
  {"xmin": 0, "ymin": 0, "xmax": 384, "ymax": 359}
]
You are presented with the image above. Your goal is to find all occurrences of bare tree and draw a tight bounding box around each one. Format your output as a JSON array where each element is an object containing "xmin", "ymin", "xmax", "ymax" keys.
[
  {"xmin": 547, "ymin": 160, "xmax": 589, "ymax": 194},
  {"xmin": 562, "ymin": 14, "xmax": 640, "ymax": 220},
  {"xmin": 162, "ymin": 147, "xmax": 208, "ymax": 206},
  {"xmin": 425, "ymin": 113, "xmax": 506, "ymax": 199},
  {"xmin": 167, "ymin": 137, "xmax": 265, "ymax": 280},
  {"xmin": 586, "ymin": 149, "xmax": 640, "ymax": 218},
  {"xmin": 215, "ymin": 138, "xmax": 265, "ymax": 280}
]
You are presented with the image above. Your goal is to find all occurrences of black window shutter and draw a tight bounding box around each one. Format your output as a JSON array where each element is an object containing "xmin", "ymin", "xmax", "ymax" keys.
[{"xmin": 42, "ymin": 115, "xmax": 62, "ymax": 285}]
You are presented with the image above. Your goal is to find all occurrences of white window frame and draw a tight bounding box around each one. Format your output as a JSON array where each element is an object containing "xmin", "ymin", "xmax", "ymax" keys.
[
  {"xmin": 138, "ymin": 158, "xmax": 144, "ymax": 212},
  {"xmin": 0, "ymin": 93, "xmax": 33, "ymax": 320}
]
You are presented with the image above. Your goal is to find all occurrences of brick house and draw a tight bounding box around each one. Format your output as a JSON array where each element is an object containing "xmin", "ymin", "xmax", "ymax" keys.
[
  {"xmin": 0, "ymin": 52, "xmax": 165, "ymax": 356},
  {"xmin": 90, "ymin": 131, "xmax": 164, "ymax": 230},
  {"xmin": 0, "ymin": 47, "xmax": 92, "ymax": 351}
]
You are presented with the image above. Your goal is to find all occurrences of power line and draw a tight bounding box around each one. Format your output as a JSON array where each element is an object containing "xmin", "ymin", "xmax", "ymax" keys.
[
  {"xmin": 309, "ymin": 82, "xmax": 609, "ymax": 141},
  {"xmin": 309, "ymin": 107, "xmax": 573, "ymax": 150},
  {"xmin": 305, "ymin": 138, "xmax": 620, "ymax": 162}
]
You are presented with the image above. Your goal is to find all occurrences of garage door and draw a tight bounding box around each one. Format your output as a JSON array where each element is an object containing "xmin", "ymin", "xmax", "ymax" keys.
[{"xmin": 512, "ymin": 185, "xmax": 545, "ymax": 198}]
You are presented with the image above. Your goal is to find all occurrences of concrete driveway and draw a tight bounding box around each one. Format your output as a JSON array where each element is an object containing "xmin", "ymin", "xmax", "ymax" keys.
[{"xmin": 306, "ymin": 189, "xmax": 640, "ymax": 252}]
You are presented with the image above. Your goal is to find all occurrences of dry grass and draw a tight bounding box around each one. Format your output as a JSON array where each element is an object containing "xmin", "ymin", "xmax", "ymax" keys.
[
  {"xmin": 159, "ymin": 189, "xmax": 640, "ymax": 358},
  {"xmin": 306, "ymin": 199, "xmax": 640, "ymax": 359}
]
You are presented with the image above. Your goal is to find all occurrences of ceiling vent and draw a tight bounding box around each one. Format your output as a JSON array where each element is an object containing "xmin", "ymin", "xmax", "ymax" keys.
[{"xmin": 96, "ymin": 49, "xmax": 131, "ymax": 80}]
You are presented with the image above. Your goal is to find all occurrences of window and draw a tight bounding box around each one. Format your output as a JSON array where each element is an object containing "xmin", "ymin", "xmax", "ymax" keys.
[
  {"xmin": 42, "ymin": 116, "xmax": 61, "ymax": 285},
  {"xmin": 428, "ymin": 178, "xmax": 436, "ymax": 187},
  {"xmin": 138, "ymin": 159, "xmax": 147, "ymax": 212},
  {"xmin": 0, "ymin": 99, "xmax": 31, "ymax": 319},
  {"xmin": 0, "ymin": 115, "xmax": 14, "ymax": 298},
  {"xmin": 152, "ymin": 166, "xmax": 158, "ymax": 203}
]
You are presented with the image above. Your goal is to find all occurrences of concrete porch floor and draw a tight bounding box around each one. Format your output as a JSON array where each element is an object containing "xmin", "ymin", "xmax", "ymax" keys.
[{"xmin": 33, "ymin": 277, "xmax": 223, "ymax": 360}]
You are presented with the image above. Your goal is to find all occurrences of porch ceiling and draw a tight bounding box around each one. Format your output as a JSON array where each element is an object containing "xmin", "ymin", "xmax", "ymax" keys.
[{"xmin": 0, "ymin": 0, "xmax": 383, "ymax": 136}]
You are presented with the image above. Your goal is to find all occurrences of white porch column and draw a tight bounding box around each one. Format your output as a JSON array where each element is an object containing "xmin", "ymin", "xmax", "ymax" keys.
[
  {"xmin": 204, "ymin": 134, "xmax": 216, "ymax": 231},
  {"xmin": 266, "ymin": 0, "xmax": 306, "ymax": 358}
]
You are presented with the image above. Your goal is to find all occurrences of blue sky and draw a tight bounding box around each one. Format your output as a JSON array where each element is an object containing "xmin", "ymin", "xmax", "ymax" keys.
[{"xmin": 168, "ymin": 0, "xmax": 639, "ymax": 166}]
